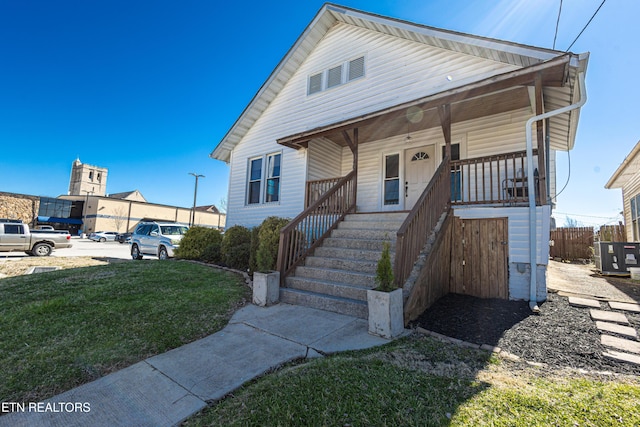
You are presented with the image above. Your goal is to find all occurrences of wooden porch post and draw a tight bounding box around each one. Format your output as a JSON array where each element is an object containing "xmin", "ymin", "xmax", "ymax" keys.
[
  {"xmin": 535, "ymin": 73, "xmax": 548, "ymax": 204},
  {"xmin": 342, "ymin": 128, "xmax": 358, "ymax": 210},
  {"xmin": 438, "ymin": 104, "xmax": 452, "ymax": 158}
]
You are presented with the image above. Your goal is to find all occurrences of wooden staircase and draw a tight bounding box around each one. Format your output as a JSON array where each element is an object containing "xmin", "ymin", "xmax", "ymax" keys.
[{"xmin": 280, "ymin": 212, "xmax": 407, "ymax": 318}]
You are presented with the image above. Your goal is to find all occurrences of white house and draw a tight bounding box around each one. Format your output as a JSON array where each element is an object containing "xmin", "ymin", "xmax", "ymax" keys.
[{"xmin": 210, "ymin": 4, "xmax": 589, "ymax": 320}]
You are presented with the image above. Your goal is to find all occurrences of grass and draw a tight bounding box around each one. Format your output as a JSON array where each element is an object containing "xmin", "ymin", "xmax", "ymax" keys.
[
  {"xmin": 184, "ymin": 335, "xmax": 640, "ymax": 427},
  {"xmin": 0, "ymin": 260, "xmax": 249, "ymax": 402}
]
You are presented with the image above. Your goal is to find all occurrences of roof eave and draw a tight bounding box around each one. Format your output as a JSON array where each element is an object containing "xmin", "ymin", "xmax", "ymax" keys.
[{"xmin": 605, "ymin": 140, "xmax": 640, "ymax": 189}]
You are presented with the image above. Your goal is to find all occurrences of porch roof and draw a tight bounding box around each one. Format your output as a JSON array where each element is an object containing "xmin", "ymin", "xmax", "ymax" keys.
[
  {"xmin": 277, "ymin": 54, "xmax": 586, "ymax": 150},
  {"xmin": 210, "ymin": 3, "xmax": 587, "ymax": 163}
]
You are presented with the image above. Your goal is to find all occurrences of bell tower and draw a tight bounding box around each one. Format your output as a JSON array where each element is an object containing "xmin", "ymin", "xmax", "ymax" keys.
[{"xmin": 68, "ymin": 158, "xmax": 108, "ymax": 196}]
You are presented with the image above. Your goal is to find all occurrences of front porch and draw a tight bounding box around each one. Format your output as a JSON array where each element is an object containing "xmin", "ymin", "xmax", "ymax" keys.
[{"xmin": 274, "ymin": 56, "xmax": 577, "ymax": 321}]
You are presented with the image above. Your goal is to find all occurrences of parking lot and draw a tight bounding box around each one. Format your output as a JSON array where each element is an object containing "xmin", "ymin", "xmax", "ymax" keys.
[{"xmin": 0, "ymin": 237, "xmax": 133, "ymax": 260}]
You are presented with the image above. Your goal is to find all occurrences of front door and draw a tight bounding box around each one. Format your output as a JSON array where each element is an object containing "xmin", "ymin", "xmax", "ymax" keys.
[{"xmin": 404, "ymin": 145, "xmax": 435, "ymax": 208}]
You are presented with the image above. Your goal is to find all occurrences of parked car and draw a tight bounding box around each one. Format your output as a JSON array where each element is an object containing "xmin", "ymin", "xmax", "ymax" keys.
[
  {"xmin": 130, "ymin": 222, "xmax": 189, "ymax": 260},
  {"xmin": 0, "ymin": 219, "xmax": 72, "ymax": 256},
  {"xmin": 116, "ymin": 232, "xmax": 132, "ymax": 244},
  {"xmin": 89, "ymin": 231, "xmax": 119, "ymax": 242}
]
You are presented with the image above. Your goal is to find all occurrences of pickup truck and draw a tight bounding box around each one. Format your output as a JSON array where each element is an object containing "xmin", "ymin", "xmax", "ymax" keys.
[{"xmin": 0, "ymin": 219, "xmax": 73, "ymax": 256}]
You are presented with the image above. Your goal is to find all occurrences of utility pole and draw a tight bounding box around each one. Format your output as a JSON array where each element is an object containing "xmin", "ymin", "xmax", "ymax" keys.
[{"xmin": 189, "ymin": 173, "xmax": 205, "ymax": 227}]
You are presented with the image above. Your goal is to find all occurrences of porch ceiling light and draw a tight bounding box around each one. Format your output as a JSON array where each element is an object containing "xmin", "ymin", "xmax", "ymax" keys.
[{"xmin": 405, "ymin": 106, "xmax": 424, "ymax": 123}]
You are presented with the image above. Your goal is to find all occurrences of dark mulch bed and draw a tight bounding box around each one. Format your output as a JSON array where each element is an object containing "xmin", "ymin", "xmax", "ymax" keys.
[{"xmin": 412, "ymin": 292, "xmax": 640, "ymax": 375}]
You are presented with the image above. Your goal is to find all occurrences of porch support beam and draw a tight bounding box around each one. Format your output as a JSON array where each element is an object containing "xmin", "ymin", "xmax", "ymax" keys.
[
  {"xmin": 534, "ymin": 73, "xmax": 548, "ymax": 204},
  {"xmin": 438, "ymin": 103, "xmax": 452, "ymax": 159},
  {"xmin": 342, "ymin": 128, "xmax": 359, "ymax": 207}
]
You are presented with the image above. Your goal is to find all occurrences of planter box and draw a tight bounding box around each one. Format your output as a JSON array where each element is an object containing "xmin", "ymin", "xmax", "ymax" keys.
[
  {"xmin": 367, "ymin": 288, "xmax": 404, "ymax": 338},
  {"xmin": 252, "ymin": 271, "xmax": 280, "ymax": 306}
]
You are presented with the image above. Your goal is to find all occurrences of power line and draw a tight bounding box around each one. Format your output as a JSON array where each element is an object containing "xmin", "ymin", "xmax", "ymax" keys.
[
  {"xmin": 553, "ymin": 0, "xmax": 563, "ymax": 50},
  {"xmin": 566, "ymin": 0, "xmax": 607, "ymax": 51},
  {"xmin": 554, "ymin": 211, "xmax": 621, "ymax": 220}
]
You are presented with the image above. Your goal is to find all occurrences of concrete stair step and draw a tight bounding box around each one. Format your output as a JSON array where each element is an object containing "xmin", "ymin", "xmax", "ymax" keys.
[
  {"xmin": 280, "ymin": 288, "xmax": 368, "ymax": 319},
  {"xmin": 338, "ymin": 220, "xmax": 403, "ymax": 231},
  {"xmin": 285, "ymin": 276, "xmax": 370, "ymax": 301},
  {"xmin": 314, "ymin": 246, "xmax": 394, "ymax": 262},
  {"xmin": 323, "ymin": 237, "xmax": 394, "ymax": 251},
  {"xmin": 294, "ymin": 265, "xmax": 375, "ymax": 287},
  {"xmin": 345, "ymin": 212, "xmax": 408, "ymax": 222},
  {"xmin": 305, "ymin": 255, "xmax": 378, "ymax": 274},
  {"xmin": 331, "ymin": 228, "xmax": 396, "ymax": 240}
]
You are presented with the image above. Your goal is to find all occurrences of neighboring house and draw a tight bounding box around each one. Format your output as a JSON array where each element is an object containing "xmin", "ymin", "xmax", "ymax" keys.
[
  {"xmin": 605, "ymin": 140, "xmax": 640, "ymax": 241},
  {"xmin": 210, "ymin": 4, "xmax": 588, "ymax": 319}
]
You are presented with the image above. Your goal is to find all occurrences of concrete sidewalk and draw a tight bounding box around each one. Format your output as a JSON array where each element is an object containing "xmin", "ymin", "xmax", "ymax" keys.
[{"xmin": 1, "ymin": 304, "xmax": 393, "ymax": 427}]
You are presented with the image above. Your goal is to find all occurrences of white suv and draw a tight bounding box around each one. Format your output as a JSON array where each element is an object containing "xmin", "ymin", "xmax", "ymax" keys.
[{"xmin": 130, "ymin": 221, "xmax": 188, "ymax": 260}]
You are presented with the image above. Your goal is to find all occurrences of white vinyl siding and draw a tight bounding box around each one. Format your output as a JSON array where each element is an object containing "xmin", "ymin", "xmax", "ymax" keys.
[{"xmin": 307, "ymin": 139, "xmax": 343, "ymax": 181}]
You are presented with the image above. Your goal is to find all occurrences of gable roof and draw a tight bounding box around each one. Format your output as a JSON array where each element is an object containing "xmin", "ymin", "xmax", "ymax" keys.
[
  {"xmin": 210, "ymin": 3, "xmax": 586, "ymax": 162},
  {"xmin": 108, "ymin": 190, "xmax": 147, "ymax": 202},
  {"xmin": 605, "ymin": 140, "xmax": 640, "ymax": 189}
]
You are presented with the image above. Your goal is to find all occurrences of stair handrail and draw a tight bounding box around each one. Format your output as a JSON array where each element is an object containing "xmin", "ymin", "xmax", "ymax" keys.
[
  {"xmin": 278, "ymin": 170, "xmax": 356, "ymax": 283},
  {"xmin": 395, "ymin": 156, "xmax": 451, "ymax": 287}
]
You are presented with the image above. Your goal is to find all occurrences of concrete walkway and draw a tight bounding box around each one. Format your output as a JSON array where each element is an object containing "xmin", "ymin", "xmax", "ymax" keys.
[{"xmin": 1, "ymin": 304, "xmax": 392, "ymax": 427}]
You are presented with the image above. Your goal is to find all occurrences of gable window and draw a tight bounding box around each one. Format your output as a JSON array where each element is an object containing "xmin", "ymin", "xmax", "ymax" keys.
[
  {"xmin": 246, "ymin": 152, "xmax": 282, "ymax": 205},
  {"xmin": 307, "ymin": 56, "xmax": 365, "ymax": 95}
]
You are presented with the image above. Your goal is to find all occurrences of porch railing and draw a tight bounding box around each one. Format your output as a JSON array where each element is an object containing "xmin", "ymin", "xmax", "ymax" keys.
[
  {"xmin": 305, "ymin": 176, "xmax": 343, "ymax": 208},
  {"xmin": 395, "ymin": 156, "xmax": 451, "ymax": 288},
  {"xmin": 277, "ymin": 170, "xmax": 356, "ymax": 283},
  {"xmin": 450, "ymin": 149, "xmax": 539, "ymax": 206}
]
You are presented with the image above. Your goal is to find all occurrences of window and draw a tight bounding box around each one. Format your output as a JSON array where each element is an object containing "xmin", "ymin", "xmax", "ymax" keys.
[
  {"xmin": 327, "ymin": 65, "xmax": 343, "ymax": 89},
  {"xmin": 248, "ymin": 158, "xmax": 263, "ymax": 205},
  {"xmin": 265, "ymin": 153, "xmax": 281, "ymax": 203},
  {"xmin": 89, "ymin": 171, "xmax": 94, "ymax": 181},
  {"xmin": 348, "ymin": 56, "xmax": 365, "ymax": 81},
  {"xmin": 384, "ymin": 154, "xmax": 400, "ymax": 205},
  {"xmin": 307, "ymin": 56, "xmax": 365, "ymax": 95},
  {"xmin": 308, "ymin": 73, "xmax": 323, "ymax": 95},
  {"xmin": 4, "ymin": 224, "xmax": 24, "ymax": 234},
  {"xmin": 246, "ymin": 152, "xmax": 282, "ymax": 205}
]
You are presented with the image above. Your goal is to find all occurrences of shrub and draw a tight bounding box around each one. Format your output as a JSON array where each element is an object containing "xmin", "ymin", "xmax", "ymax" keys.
[
  {"xmin": 256, "ymin": 217, "xmax": 290, "ymax": 272},
  {"xmin": 375, "ymin": 242, "xmax": 395, "ymax": 292},
  {"xmin": 221, "ymin": 225, "xmax": 251, "ymax": 270},
  {"xmin": 249, "ymin": 226, "xmax": 261, "ymax": 274},
  {"xmin": 175, "ymin": 227, "xmax": 222, "ymax": 263}
]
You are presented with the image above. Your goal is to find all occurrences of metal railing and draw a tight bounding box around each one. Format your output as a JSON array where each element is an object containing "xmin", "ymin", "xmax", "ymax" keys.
[
  {"xmin": 395, "ymin": 156, "xmax": 451, "ymax": 287},
  {"xmin": 277, "ymin": 171, "xmax": 356, "ymax": 283}
]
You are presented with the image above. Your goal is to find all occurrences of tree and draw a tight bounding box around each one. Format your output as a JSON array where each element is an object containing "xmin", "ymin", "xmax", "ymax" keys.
[
  {"xmin": 564, "ymin": 217, "xmax": 582, "ymax": 228},
  {"xmin": 112, "ymin": 206, "xmax": 128, "ymax": 232}
]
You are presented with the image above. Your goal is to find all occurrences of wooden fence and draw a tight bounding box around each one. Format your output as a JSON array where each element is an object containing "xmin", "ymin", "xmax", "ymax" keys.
[
  {"xmin": 598, "ymin": 224, "xmax": 626, "ymax": 242},
  {"xmin": 550, "ymin": 227, "xmax": 594, "ymax": 261}
]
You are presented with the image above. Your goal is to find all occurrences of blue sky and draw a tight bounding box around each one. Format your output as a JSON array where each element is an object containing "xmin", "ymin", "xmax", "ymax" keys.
[{"xmin": 1, "ymin": 0, "xmax": 637, "ymax": 227}]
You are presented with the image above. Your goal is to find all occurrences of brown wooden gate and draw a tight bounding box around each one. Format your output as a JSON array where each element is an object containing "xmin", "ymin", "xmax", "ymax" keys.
[{"xmin": 451, "ymin": 217, "xmax": 508, "ymax": 299}]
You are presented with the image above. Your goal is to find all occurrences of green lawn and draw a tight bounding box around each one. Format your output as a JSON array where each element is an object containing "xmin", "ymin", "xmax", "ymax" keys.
[
  {"xmin": 185, "ymin": 336, "xmax": 640, "ymax": 427},
  {"xmin": 0, "ymin": 261, "xmax": 249, "ymax": 403}
]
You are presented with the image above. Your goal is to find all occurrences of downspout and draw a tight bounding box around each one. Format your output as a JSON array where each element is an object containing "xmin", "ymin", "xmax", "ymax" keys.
[{"xmin": 525, "ymin": 71, "xmax": 586, "ymax": 312}]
